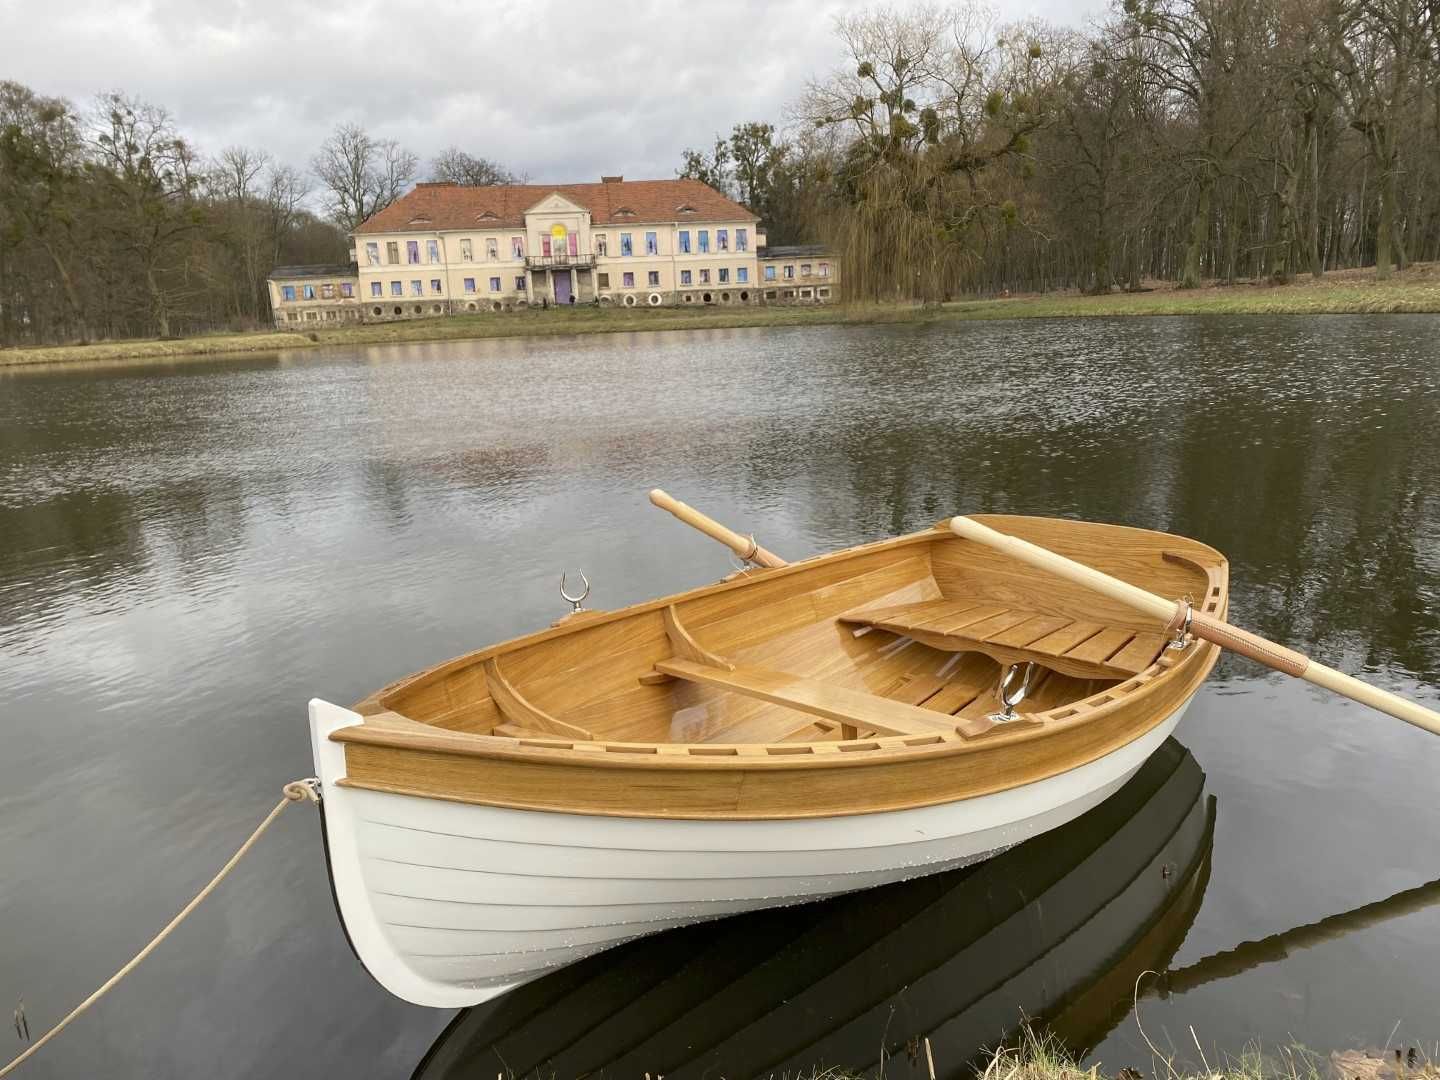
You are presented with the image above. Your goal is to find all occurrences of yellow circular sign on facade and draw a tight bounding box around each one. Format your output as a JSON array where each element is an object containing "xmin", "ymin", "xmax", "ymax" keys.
[{"xmin": 551, "ymin": 224, "xmax": 567, "ymax": 241}]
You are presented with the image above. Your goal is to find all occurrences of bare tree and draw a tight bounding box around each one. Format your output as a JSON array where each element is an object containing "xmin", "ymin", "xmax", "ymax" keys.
[
  {"xmin": 91, "ymin": 91, "xmax": 203, "ymax": 337},
  {"xmin": 430, "ymin": 147, "xmax": 518, "ymax": 186},
  {"xmin": 677, "ymin": 136, "xmax": 733, "ymax": 193},
  {"xmin": 311, "ymin": 122, "xmax": 417, "ymax": 231}
]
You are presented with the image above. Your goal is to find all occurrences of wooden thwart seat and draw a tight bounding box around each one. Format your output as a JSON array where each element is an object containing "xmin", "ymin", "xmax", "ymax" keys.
[
  {"xmin": 839, "ymin": 599, "xmax": 1166, "ymax": 680},
  {"xmin": 656, "ymin": 658, "xmax": 971, "ymax": 739}
]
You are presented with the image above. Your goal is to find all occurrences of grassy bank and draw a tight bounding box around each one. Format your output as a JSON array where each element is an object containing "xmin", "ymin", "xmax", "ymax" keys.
[
  {"xmin": 7, "ymin": 263, "xmax": 1440, "ymax": 368},
  {"xmin": 0, "ymin": 331, "xmax": 317, "ymax": 368},
  {"xmin": 945, "ymin": 262, "xmax": 1440, "ymax": 319},
  {"xmin": 791, "ymin": 1027, "xmax": 1437, "ymax": 1080}
]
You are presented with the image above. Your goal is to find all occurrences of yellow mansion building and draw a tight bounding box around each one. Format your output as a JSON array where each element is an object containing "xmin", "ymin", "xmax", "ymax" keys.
[{"xmin": 267, "ymin": 176, "xmax": 838, "ymax": 325}]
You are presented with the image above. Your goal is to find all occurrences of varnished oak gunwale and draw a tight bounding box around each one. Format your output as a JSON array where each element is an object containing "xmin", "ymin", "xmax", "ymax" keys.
[{"xmin": 334, "ymin": 515, "xmax": 1228, "ymax": 819}]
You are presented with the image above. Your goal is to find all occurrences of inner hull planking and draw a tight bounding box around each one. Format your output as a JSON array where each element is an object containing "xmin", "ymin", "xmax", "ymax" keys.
[{"xmin": 308, "ymin": 515, "xmax": 1227, "ymax": 1007}]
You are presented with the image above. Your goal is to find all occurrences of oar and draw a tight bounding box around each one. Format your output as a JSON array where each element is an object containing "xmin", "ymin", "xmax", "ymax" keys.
[
  {"xmin": 648, "ymin": 489, "xmax": 788, "ymax": 568},
  {"xmin": 948, "ymin": 515, "xmax": 1440, "ymax": 737}
]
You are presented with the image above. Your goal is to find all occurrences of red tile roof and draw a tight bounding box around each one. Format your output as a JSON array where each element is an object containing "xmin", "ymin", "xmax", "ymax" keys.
[{"xmin": 353, "ymin": 178, "xmax": 758, "ymax": 234}]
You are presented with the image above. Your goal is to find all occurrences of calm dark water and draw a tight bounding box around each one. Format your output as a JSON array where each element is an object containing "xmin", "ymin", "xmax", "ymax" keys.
[{"xmin": 1, "ymin": 317, "xmax": 1438, "ymax": 1079}]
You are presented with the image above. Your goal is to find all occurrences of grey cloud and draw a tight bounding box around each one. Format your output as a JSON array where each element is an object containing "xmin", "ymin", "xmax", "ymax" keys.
[{"xmin": 4, "ymin": 0, "xmax": 1104, "ymax": 196}]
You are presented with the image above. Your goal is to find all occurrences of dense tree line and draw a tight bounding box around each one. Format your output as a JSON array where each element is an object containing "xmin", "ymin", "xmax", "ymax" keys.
[
  {"xmin": 0, "ymin": 82, "xmax": 517, "ymax": 346},
  {"xmin": 684, "ymin": 0, "xmax": 1440, "ymax": 301},
  {"xmin": 6, "ymin": 0, "xmax": 1434, "ymax": 346}
]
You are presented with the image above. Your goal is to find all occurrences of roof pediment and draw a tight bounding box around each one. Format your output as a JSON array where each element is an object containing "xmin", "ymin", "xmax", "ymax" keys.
[{"xmin": 523, "ymin": 191, "xmax": 588, "ymax": 216}]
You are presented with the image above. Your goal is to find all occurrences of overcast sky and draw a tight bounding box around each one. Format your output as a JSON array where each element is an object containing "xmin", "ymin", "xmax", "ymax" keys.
[{"xmin": 3, "ymin": 0, "xmax": 1105, "ymax": 189}]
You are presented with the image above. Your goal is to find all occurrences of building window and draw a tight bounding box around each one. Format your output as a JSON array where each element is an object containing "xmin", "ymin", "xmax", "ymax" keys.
[
  {"xmin": 515, "ymin": 276, "xmax": 526, "ymax": 291},
  {"xmin": 408, "ymin": 280, "xmax": 421, "ymax": 296},
  {"xmin": 699, "ymin": 268, "xmax": 710, "ymax": 284},
  {"xmin": 391, "ymin": 281, "xmax": 403, "ymax": 296},
  {"xmin": 595, "ymin": 234, "xmax": 608, "ymax": 256},
  {"xmin": 784, "ymin": 265, "xmax": 795, "ymax": 279},
  {"xmin": 698, "ymin": 230, "xmax": 709, "ymax": 253},
  {"xmin": 678, "ymin": 230, "xmax": 690, "ymax": 253},
  {"xmin": 430, "ymin": 279, "xmax": 442, "ymax": 294},
  {"xmin": 645, "ymin": 231, "xmax": 657, "ymax": 255},
  {"xmin": 407, "ymin": 241, "xmax": 420, "ymax": 264},
  {"xmin": 511, "ymin": 236, "xmax": 524, "ymax": 258},
  {"xmin": 341, "ymin": 283, "xmax": 354, "ymax": 298},
  {"xmin": 370, "ymin": 281, "xmax": 382, "ymax": 297},
  {"xmin": 737, "ymin": 267, "xmax": 748, "ymax": 283},
  {"xmin": 365, "ymin": 242, "xmax": 380, "ymax": 266},
  {"xmin": 427, "ymin": 240, "xmax": 440, "ymax": 263},
  {"xmin": 801, "ymin": 264, "xmax": 812, "ymax": 277},
  {"xmin": 800, "ymin": 288, "xmax": 813, "ymax": 298},
  {"xmin": 620, "ymin": 233, "xmax": 633, "ymax": 256},
  {"xmin": 717, "ymin": 229, "xmax": 728, "ymax": 251},
  {"xmin": 386, "ymin": 241, "xmax": 399, "ymax": 264},
  {"xmin": 718, "ymin": 268, "xmax": 729, "ymax": 284},
  {"xmin": 736, "ymin": 228, "xmax": 748, "ymax": 252},
  {"xmin": 303, "ymin": 284, "xmax": 316, "ymax": 300},
  {"xmin": 764, "ymin": 265, "xmax": 776, "ymax": 281},
  {"xmin": 622, "ymin": 271, "xmax": 635, "ymax": 287},
  {"xmin": 598, "ymin": 272, "xmax": 610, "ymax": 288},
  {"xmin": 680, "ymin": 269, "xmax": 692, "ymax": 285},
  {"xmin": 463, "ymin": 278, "xmax": 476, "ymax": 293},
  {"xmin": 281, "ymin": 285, "xmax": 296, "ymax": 301},
  {"xmin": 819, "ymin": 262, "xmax": 830, "ymax": 277},
  {"xmin": 460, "ymin": 239, "xmax": 473, "ymax": 261},
  {"xmin": 489, "ymin": 276, "xmax": 501, "ymax": 292},
  {"xmin": 541, "ymin": 235, "xmax": 552, "ymax": 257},
  {"xmin": 320, "ymin": 283, "xmax": 335, "ymax": 299},
  {"xmin": 487, "ymin": 238, "xmax": 498, "ymax": 260},
  {"xmin": 648, "ymin": 270, "xmax": 660, "ymax": 286},
  {"xmin": 818, "ymin": 287, "xmax": 831, "ymax": 298}
]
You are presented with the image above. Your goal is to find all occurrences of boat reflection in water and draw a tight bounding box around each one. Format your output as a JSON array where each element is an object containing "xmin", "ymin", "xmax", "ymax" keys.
[{"xmin": 412, "ymin": 738, "xmax": 1214, "ymax": 1080}]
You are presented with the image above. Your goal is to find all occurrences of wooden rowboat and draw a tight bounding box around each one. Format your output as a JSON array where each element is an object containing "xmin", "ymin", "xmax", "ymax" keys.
[
  {"xmin": 411, "ymin": 739, "xmax": 1214, "ymax": 1080},
  {"xmin": 308, "ymin": 514, "xmax": 1228, "ymax": 1008}
]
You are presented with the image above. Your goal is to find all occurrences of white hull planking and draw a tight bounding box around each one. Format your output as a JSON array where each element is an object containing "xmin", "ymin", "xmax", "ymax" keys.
[{"xmin": 309, "ymin": 696, "xmax": 1193, "ymax": 1008}]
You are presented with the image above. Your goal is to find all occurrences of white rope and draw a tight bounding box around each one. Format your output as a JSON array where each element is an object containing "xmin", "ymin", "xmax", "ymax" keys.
[{"xmin": 1, "ymin": 779, "xmax": 319, "ymax": 1078}]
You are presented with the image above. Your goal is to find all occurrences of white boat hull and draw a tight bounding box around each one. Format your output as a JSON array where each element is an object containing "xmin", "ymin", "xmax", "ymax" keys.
[{"xmin": 310, "ymin": 696, "xmax": 1193, "ymax": 1008}]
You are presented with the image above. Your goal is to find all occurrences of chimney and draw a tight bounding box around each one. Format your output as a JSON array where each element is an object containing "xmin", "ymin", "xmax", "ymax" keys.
[{"xmin": 601, "ymin": 175, "xmax": 623, "ymax": 184}]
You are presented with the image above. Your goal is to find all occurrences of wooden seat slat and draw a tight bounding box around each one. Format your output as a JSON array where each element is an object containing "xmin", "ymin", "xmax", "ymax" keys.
[
  {"xmin": 924, "ymin": 604, "xmax": 1011, "ymax": 634},
  {"xmin": 838, "ymin": 600, "xmax": 1167, "ymax": 680},
  {"xmin": 1064, "ymin": 627, "xmax": 1136, "ymax": 665},
  {"xmin": 985, "ymin": 615, "xmax": 1072, "ymax": 648},
  {"xmin": 846, "ymin": 600, "xmax": 958, "ymax": 627},
  {"xmin": 963, "ymin": 610, "xmax": 1037, "ymax": 642},
  {"xmin": 1025, "ymin": 621, "xmax": 1105, "ymax": 655},
  {"xmin": 1108, "ymin": 632, "xmax": 1167, "ymax": 673},
  {"xmin": 904, "ymin": 599, "xmax": 991, "ymax": 630},
  {"xmin": 656, "ymin": 658, "xmax": 960, "ymax": 738}
]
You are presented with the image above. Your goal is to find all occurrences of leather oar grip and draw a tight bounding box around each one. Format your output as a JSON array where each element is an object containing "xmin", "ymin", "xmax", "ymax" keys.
[{"xmin": 1187, "ymin": 607, "xmax": 1309, "ymax": 677}]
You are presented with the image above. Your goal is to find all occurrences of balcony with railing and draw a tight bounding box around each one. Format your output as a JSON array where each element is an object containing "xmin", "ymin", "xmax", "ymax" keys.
[{"xmin": 525, "ymin": 253, "xmax": 596, "ymax": 270}]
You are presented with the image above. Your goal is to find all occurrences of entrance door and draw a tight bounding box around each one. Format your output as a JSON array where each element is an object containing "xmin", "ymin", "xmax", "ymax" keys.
[{"xmin": 554, "ymin": 270, "xmax": 572, "ymax": 305}]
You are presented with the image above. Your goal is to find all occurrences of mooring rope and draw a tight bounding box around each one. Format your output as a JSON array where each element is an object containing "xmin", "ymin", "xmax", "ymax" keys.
[{"xmin": 1, "ymin": 779, "xmax": 319, "ymax": 1078}]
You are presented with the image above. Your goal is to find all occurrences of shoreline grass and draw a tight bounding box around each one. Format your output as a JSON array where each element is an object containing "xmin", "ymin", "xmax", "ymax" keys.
[
  {"xmin": 786, "ymin": 1026, "xmax": 1437, "ymax": 1080},
  {"xmin": 6, "ymin": 263, "xmax": 1440, "ymax": 369}
]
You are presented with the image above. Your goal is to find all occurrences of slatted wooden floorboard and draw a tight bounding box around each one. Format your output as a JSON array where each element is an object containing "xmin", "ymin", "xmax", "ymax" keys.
[{"xmin": 839, "ymin": 599, "xmax": 1167, "ymax": 680}]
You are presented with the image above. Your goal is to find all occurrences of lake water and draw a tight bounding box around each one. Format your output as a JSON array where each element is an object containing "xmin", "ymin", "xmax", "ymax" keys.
[{"xmin": 1, "ymin": 317, "xmax": 1438, "ymax": 1079}]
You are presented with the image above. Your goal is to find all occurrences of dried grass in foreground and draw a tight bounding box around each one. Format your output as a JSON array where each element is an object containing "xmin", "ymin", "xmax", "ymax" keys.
[{"xmin": 775, "ymin": 1026, "xmax": 1438, "ymax": 1080}]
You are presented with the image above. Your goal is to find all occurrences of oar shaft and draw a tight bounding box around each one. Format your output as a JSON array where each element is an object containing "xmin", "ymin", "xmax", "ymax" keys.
[
  {"xmin": 948, "ymin": 515, "xmax": 1440, "ymax": 738},
  {"xmin": 649, "ymin": 489, "xmax": 788, "ymax": 568}
]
